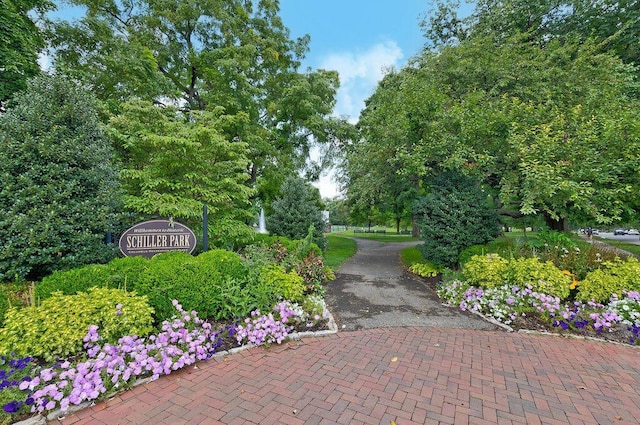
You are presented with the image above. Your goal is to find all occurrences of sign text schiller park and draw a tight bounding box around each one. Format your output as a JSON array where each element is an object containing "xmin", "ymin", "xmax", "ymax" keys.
[{"xmin": 119, "ymin": 220, "xmax": 197, "ymax": 258}]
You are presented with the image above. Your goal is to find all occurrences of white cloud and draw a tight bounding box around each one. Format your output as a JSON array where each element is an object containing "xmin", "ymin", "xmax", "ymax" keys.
[
  {"xmin": 311, "ymin": 41, "xmax": 404, "ymax": 197},
  {"xmin": 319, "ymin": 40, "xmax": 403, "ymax": 122}
]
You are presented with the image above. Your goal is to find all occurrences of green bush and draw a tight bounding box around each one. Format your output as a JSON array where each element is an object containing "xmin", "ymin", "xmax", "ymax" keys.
[
  {"xmin": 196, "ymin": 249, "xmax": 248, "ymax": 281},
  {"xmin": 461, "ymin": 254, "xmax": 571, "ymax": 298},
  {"xmin": 414, "ymin": 171, "xmax": 501, "ymax": 268},
  {"xmin": 0, "ymin": 74, "xmax": 122, "ymax": 282},
  {"xmin": 36, "ymin": 263, "xmax": 113, "ymax": 300},
  {"xmin": 255, "ymin": 264, "xmax": 305, "ymax": 304},
  {"xmin": 134, "ymin": 252, "xmax": 224, "ymax": 321},
  {"xmin": 506, "ymin": 257, "xmax": 571, "ymax": 299},
  {"xmin": 577, "ymin": 257, "xmax": 640, "ymax": 303},
  {"xmin": 461, "ymin": 254, "xmax": 509, "ymax": 288},
  {"xmin": 409, "ymin": 262, "xmax": 443, "ymax": 278},
  {"xmin": 0, "ymin": 288, "xmax": 154, "ymax": 361}
]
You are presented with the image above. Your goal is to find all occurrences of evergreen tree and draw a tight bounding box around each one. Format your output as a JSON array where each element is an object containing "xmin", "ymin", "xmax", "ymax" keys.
[
  {"xmin": 267, "ymin": 176, "xmax": 326, "ymax": 250},
  {"xmin": 0, "ymin": 74, "xmax": 122, "ymax": 281}
]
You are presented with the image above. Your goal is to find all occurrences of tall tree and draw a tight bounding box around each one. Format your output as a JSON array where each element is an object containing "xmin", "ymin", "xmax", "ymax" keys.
[
  {"xmin": 0, "ymin": 74, "xmax": 121, "ymax": 281},
  {"xmin": 352, "ymin": 35, "xmax": 640, "ymax": 230},
  {"xmin": 50, "ymin": 0, "xmax": 350, "ymax": 196},
  {"xmin": 0, "ymin": 0, "xmax": 53, "ymax": 106}
]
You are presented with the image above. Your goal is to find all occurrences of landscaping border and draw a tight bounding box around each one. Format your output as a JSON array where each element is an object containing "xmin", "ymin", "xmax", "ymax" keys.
[{"xmin": 15, "ymin": 305, "xmax": 338, "ymax": 425}]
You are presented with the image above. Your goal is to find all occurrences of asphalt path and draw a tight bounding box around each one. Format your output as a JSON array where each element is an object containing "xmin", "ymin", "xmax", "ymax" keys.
[
  {"xmin": 324, "ymin": 238, "xmax": 502, "ymax": 332},
  {"xmin": 597, "ymin": 232, "xmax": 640, "ymax": 245}
]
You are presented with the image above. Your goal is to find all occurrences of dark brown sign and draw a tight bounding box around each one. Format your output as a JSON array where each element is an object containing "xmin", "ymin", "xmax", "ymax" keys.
[{"xmin": 119, "ymin": 220, "xmax": 197, "ymax": 258}]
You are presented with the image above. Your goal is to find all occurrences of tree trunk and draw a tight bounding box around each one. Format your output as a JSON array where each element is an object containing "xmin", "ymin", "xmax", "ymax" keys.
[
  {"xmin": 411, "ymin": 215, "xmax": 420, "ymax": 238},
  {"xmin": 396, "ymin": 217, "xmax": 401, "ymax": 234},
  {"xmin": 543, "ymin": 212, "xmax": 568, "ymax": 232}
]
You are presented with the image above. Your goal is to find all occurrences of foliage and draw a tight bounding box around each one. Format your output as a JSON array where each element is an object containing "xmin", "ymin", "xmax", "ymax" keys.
[
  {"xmin": 195, "ymin": 250, "xmax": 248, "ymax": 283},
  {"xmin": 458, "ymin": 245, "xmax": 488, "ymax": 267},
  {"xmin": 256, "ymin": 265, "xmax": 305, "ymax": 304},
  {"xmin": 409, "ymin": 262, "xmax": 443, "ymax": 278},
  {"xmin": 50, "ymin": 0, "xmax": 351, "ymax": 193},
  {"xmin": 0, "ymin": 0, "xmax": 52, "ymax": 105},
  {"xmin": 36, "ymin": 264, "xmax": 112, "ymax": 300},
  {"xmin": 133, "ymin": 252, "xmax": 225, "ymax": 322},
  {"xmin": 461, "ymin": 254, "xmax": 571, "ymax": 299},
  {"xmin": 415, "ymin": 172, "xmax": 501, "ymax": 268},
  {"xmin": 506, "ymin": 257, "xmax": 571, "ymax": 299},
  {"xmin": 267, "ymin": 176, "xmax": 327, "ymax": 250},
  {"xmin": 461, "ymin": 254, "xmax": 509, "ymax": 289},
  {"xmin": 353, "ymin": 19, "xmax": 640, "ymax": 230},
  {"xmin": 0, "ymin": 74, "xmax": 122, "ymax": 282},
  {"xmin": 577, "ymin": 258, "xmax": 640, "ymax": 303},
  {"xmin": 294, "ymin": 251, "xmax": 332, "ymax": 297},
  {"xmin": 109, "ymin": 100, "xmax": 254, "ymax": 233},
  {"xmin": 0, "ymin": 288, "xmax": 154, "ymax": 362},
  {"xmin": 8, "ymin": 301, "xmax": 236, "ymax": 416}
]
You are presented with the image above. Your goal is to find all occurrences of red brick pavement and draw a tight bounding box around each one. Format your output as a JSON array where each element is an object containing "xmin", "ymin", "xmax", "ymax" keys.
[{"xmin": 53, "ymin": 328, "xmax": 640, "ymax": 425}]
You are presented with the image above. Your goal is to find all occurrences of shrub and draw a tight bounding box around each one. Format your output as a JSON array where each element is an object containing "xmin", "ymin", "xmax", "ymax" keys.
[
  {"xmin": 295, "ymin": 251, "xmax": 331, "ymax": 296},
  {"xmin": 409, "ymin": 262, "xmax": 443, "ymax": 278},
  {"xmin": 0, "ymin": 288, "xmax": 7, "ymax": 328},
  {"xmin": 461, "ymin": 254, "xmax": 509, "ymax": 288},
  {"xmin": 35, "ymin": 264, "xmax": 113, "ymax": 300},
  {"xmin": 267, "ymin": 176, "xmax": 327, "ymax": 250},
  {"xmin": 255, "ymin": 264, "xmax": 305, "ymax": 304},
  {"xmin": 577, "ymin": 258, "xmax": 640, "ymax": 303},
  {"xmin": 506, "ymin": 257, "xmax": 571, "ymax": 299},
  {"xmin": 0, "ymin": 74, "xmax": 122, "ymax": 282},
  {"xmin": 196, "ymin": 249, "xmax": 248, "ymax": 281},
  {"xmin": 134, "ymin": 252, "xmax": 224, "ymax": 322},
  {"xmin": 0, "ymin": 288, "xmax": 154, "ymax": 361},
  {"xmin": 414, "ymin": 171, "xmax": 501, "ymax": 268}
]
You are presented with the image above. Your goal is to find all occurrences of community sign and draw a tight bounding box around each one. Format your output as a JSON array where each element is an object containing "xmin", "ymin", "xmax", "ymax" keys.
[{"xmin": 119, "ymin": 220, "xmax": 197, "ymax": 258}]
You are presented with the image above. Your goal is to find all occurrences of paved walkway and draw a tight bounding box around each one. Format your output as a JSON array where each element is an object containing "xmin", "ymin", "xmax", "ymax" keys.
[{"xmin": 53, "ymin": 239, "xmax": 640, "ymax": 425}]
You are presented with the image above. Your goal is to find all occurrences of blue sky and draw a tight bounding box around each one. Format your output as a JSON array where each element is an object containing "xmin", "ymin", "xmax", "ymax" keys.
[
  {"xmin": 277, "ymin": 1, "xmax": 474, "ymax": 197},
  {"xmin": 280, "ymin": 0, "xmax": 436, "ymax": 122}
]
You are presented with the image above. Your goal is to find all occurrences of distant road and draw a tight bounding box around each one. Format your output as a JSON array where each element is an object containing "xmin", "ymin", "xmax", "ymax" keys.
[{"xmin": 596, "ymin": 232, "xmax": 640, "ymax": 246}]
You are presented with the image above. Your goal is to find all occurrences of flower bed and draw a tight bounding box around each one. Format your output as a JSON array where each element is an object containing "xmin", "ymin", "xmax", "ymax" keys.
[
  {"xmin": 1, "ymin": 298, "xmax": 333, "ymax": 424},
  {"xmin": 437, "ymin": 280, "xmax": 640, "ymax": 345}
]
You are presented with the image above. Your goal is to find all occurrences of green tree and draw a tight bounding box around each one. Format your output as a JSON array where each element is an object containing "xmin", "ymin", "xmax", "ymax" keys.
[
  {"xmin": 108, "ymin": 99, "xmax": 255, "ymax": 243},
  {"xmin": 50, "ymin": 0, "xmax": 349, "ymax": 194},
  {"xmin": 354, "ymin": 35, "xmax": 640, "ymax": 231},
  {"xmin": 423, "ymin": 0, "xmax": 640, "ymax": 71},
  {"xmin": 0, "ymin": 74, "xmax": 122, "ymax": 281},
  {"xmin": 414, "ymin": 172, "xmax": 501, "ymax": 268},
  {"xmin": 267, "ymin": 176, "xmax": 326, "ymax": 250},
  {"xmin": 0, "ymin": 0, "xmax": 53, "ymax": 106}
]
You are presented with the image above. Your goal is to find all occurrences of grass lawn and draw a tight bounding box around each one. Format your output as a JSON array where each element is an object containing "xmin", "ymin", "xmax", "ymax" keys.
[
  {"xmin": 323, "ymin": 234, "xmax": 357, "ymax": 270},
  {"xmin": 330, "ymin": 230, "xmax": 418, "ymax": 243}
]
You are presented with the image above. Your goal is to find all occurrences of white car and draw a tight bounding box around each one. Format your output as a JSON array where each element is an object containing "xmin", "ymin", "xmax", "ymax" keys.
[{"xmin": 628, "ymin": 229, "xmax": 640, "ymax": 235}]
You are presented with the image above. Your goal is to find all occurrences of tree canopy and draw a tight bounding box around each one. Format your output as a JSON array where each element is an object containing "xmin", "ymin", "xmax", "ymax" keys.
[
  {"xmin": 0, "ymin": 0, "xmax": 52, "ymax": 106},
  {"xmin": 346, "ymin": 1, "xmax": 640, "ymax": 232},
  {"xmin": 50, "ymin": 0, "xmax": 351, "ymax": 198}
]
